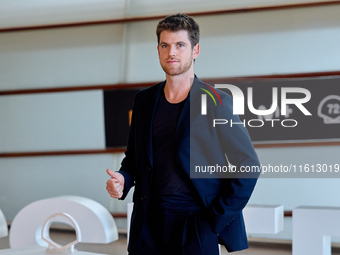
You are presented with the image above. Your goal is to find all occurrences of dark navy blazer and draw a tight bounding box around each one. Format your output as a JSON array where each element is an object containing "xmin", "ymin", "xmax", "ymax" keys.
[{"xmin": 118, "ymin": 77, "xmax": 260, "ymax": 253}]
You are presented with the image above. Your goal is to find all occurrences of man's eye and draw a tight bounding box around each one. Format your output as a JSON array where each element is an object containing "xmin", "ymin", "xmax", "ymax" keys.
[
  {"xmin": 161, "ymin": 44, "xmax": 167, "ymax": 48},
  {"xmin": 178, "ymin": 44, "xmax": 184, "ymax": 47}
]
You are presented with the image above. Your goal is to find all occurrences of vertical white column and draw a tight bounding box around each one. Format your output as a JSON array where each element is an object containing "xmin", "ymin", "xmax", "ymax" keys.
[
  {"xmin": 0, "ymin": 209, "xmax": 8, "ymax": 239},
  {"xmin": 293, "ymin": 206, "xmax": 340, "ymax": 255}
]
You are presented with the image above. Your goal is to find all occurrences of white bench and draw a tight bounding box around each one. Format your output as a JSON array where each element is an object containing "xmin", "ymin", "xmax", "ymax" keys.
[
  {"xmin": 0, "ymin": 209, "xmax": 8, "ymax": 239},
  {"xmin": 293, "ymin": 206, "xmax": 340, "ymax": 255},
  {"xmin": 243, "ymin": 204, "xmax": 284, "ymax": 234}
]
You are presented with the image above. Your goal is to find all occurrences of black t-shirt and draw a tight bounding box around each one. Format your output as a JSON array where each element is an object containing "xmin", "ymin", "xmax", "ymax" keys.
[{"xmin": 151, "ymin": 91, "xmax": 201, "ymax": 210}]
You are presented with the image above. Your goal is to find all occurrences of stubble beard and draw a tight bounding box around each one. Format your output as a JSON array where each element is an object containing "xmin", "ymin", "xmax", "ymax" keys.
[{"xmin": 161, "ymin": 55, "xmax": 193, "ymax": 76}]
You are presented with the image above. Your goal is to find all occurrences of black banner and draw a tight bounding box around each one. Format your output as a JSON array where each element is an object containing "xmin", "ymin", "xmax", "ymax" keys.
[{"xmin": 104, "ymin": 89, "xmax": 139, "ymax": 148}]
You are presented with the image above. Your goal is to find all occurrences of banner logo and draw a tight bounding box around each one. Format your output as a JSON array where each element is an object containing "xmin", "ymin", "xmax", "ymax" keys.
[
  {"xmin": 213, "ymin": 84, "xmax": 312, "ymax": 116},
  {"xmin": 200, "ymin": 84, "xmax": 222, "ymax": 115},
  {"xmin": 200, "ymin": 84, "xmax": 312, "ymax": 128}
]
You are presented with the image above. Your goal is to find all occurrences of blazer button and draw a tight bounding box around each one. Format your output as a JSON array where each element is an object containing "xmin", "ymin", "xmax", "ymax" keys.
[
  {"xmin": 146, "ymin": 167, "xmax": 152, "ymax": 172},
  {"xmin": 141, "ymin": 195, "xmax": 147, "ymax": 201}
]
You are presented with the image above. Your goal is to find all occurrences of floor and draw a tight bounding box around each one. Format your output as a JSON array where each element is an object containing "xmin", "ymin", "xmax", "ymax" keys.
[
  {"xmin": 0, "ymin": 230, "xmax": 290, "ymax": 255},
  {"xmin": 1, "ymin": 230, "xmax": 340, "ymax": 255}
]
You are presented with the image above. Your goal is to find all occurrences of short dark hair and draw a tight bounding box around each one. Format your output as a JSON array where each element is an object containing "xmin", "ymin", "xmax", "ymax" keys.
[{"xmin": 156, "ymin": 13, "xmax": 200, "ymax": 48}]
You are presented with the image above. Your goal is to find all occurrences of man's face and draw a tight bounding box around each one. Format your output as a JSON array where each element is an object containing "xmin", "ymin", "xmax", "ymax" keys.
[{"xmin": 157, "ymin": 30, "xmax": 199, "ymax": 76}]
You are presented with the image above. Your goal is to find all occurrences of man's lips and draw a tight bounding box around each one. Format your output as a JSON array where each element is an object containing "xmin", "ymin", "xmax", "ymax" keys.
[{"xmin": 166, "ymin": 59, "xmax": 179, "ymax": 63}]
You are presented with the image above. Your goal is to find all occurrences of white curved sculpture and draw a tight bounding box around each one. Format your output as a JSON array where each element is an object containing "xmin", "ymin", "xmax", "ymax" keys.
[
  {"xmin": 42, "ymin": 213, "xmax": 81, "ymax": 253},
  {"xmin": 9, "ymin": 196, "xmax": 118, "ymax": 248},
  {"xmin": 0, "ymin": 209, "xmax": 8, "ymax": 239}
]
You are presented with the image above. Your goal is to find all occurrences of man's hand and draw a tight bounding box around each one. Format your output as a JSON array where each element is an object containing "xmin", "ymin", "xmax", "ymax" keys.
[{"xmin": 106, "ymin": 169, "xmax": 125, "ymax": 199}]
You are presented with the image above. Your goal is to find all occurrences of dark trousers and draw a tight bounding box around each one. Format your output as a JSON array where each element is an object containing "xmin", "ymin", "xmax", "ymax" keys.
[{"xmin": 131, "ymin": 205, "xmax": 219, "ymax": 255}]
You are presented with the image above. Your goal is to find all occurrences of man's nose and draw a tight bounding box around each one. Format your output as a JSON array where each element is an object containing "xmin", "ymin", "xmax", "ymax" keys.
[{"xmin": 168, "ymin": 45, "xmax": 176, "ymax": 56}]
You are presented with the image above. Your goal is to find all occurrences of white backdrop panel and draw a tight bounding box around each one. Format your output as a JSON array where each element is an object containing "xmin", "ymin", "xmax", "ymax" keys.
[
  {"xmin": 125, "ymin": 21, "xmax": 164, "ymax": 83},
  {"xmin": 196, "ymin": 5, "xmax": 340, "ymax": 78},
  {"xmin": 0, "ymin": 90, "xmax": 105, "ymax": 152},
  {"xmin": 0, "ymin": 154, "xmax": 116, "ymax": 221},
  {"xmin": 0, "ymin": 24, "xmax": 123, "ymax": 91},
  {"xmin": 250, "ymin": 146, "xmax": 340, "ymax": 210},
  {"xmin": 126, "ymin": 0, "xmax": 339, "ymax": 17},
  {"xmin": 244, "ymin": 145, "xmax": 340, "ymax": 242},
  {"xmin": 125, "ymin": 5, "xmax": 340, "ymax": 83},
  {"xmin": 0, "ymin": 0, "xmax": 125, "ymax": 28},
  {"xmin": 1, "ymin": 0, "xmax": 337, "ymax": 29}
]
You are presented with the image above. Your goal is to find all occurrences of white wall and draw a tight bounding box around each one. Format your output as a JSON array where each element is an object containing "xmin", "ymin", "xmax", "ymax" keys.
[
  {"xmin": 0, "ymin": 24, "xmax": 124, "ymax": 90},
  {"xmin": 0, "ymin": 1, "xmax": 340, "ymax": 242},
  {"xmin": 0, "ymin": 0, "xmax": 126, "ymax": 28},
  {"xmin": 1, "ymin": 0, "xmax": 335, "ymax": 28},
  {"xmin": 249, "ymin": 146, "xmax": 340, "ymax": 241},
  {"xmin": 126, "ymin": 0, "xmax": 338, "ymax": 16},
  {"xmin": 125, "ymin": 4, "xmax": 340, "ymax": 83},
  {"xmin": 0, "ymin": 154, "xmax": 114, "ymax": 220},
  {"xmin": 0, "ymin": 91, "xmax": 105, "ymax": 152}
]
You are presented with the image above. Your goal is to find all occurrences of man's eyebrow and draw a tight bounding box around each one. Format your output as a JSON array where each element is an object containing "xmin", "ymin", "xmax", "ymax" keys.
[{"xmin": 159, "ymin": 41, "xmax": 188, "ymax": 45}]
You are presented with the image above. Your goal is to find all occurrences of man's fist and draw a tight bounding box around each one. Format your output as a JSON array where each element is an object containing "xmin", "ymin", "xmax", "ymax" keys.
[{"xmin": 106, "ymin": 169, "xmax": 125, "ymax": 199}]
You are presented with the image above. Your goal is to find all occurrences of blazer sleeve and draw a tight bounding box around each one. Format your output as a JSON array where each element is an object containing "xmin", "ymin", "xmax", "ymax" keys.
[
  {"xmin": 208, "ymin": 93, "xmax": 260, "ymax": 234},
  {"xmin": 117, "ymin": 92, "xmax": 140, "ymax": 200}
]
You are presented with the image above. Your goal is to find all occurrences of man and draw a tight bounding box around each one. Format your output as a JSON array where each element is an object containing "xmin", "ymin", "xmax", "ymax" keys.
[{"xmin": 106, "ymin": 13, "xmax": 260, "ymax": 255}]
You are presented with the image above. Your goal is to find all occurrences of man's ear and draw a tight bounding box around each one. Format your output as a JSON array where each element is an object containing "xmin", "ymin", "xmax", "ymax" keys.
[
  {"xmin": 157, "ymin": 44, "xmax": 160, "ymax": 58},
  {"xmin": 193, "ymin": 43, "xmax": 200, "ymax": 59}
]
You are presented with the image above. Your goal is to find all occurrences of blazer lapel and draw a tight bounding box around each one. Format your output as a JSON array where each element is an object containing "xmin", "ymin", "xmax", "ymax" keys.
[
  {"xmin": 146, "ymin": 81, "xmax": 165, "ymax": 168},
  {"xmin": 175, "ymin": 76, "xmax": 204, "ymax": 151},
  {"xmin": 175, "ymin": 92, "xmax": 190, "ymax": 151}
]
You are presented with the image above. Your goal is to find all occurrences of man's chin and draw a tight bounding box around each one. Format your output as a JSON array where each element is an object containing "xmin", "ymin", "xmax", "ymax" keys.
[
  {"xmin": 163, "ymin": 67, "xmax": 192, "ymax": 77},
  {"xmin": 162, "ymin": 68, "xmax": 181, "ymax": 76}
]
